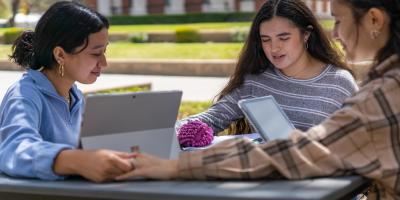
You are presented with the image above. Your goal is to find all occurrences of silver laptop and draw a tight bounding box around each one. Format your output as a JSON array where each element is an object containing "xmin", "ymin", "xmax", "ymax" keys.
[
  {"xmin": 238, "ymin": 95, "xmax": 295, "ymax": 141},
  {"xmin": 79, "ymin": 91, "xmax": 182, "ymax": 159}
]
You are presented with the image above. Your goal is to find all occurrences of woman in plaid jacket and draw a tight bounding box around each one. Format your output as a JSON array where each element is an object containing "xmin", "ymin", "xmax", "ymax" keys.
[{"xmin": 117, "ymin": 0, "xmax": 400, "ymax": 199}]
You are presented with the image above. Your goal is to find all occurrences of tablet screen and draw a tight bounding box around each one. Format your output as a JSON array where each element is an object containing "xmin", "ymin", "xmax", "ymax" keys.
[{"xmin": 239, "ymin": 96, "xmax": 294, "ymax": 140}]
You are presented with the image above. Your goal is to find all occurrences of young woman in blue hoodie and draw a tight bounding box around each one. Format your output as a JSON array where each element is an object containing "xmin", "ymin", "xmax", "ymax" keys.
[{"xmin": 0, "ymin": 1, "xmax": 132, "ymax": 182}]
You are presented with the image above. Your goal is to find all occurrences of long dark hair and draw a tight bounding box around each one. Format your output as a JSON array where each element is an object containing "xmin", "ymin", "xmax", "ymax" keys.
[
  {"xmin": 338, "ymin": 0, "xmax": 400, "ymax": 77},
  {"xmin": 218, "ymin": 0, "xmax": 350, "ymax": 134},
  {"xmin": 10, "ymin": 1, "xmax": 109, "ymax": 70}
]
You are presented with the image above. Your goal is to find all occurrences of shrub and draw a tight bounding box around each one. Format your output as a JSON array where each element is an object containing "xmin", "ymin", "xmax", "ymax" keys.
[
  {"xmin": 231, "ymin": 29, "xmax": 248, "ymax": 43},
  {"xmin": 3, "ymin": 28, "xmax": 23, "ymax": 44},
  {"xmin": 175, "ymin": 28, "xmax": 200, "ymax": 43},
  {"xmin": 109, "ymin": 12, "xmax": 254, "ymax": 25},
  {"xmin": 129, "ymin": 32, "xmax": 149, "ymax": 43}
]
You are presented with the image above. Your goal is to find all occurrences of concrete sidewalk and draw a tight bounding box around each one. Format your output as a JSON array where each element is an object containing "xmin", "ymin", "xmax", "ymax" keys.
[{"xmin": 0, "ymin": 70, "xmax": 229, "ymax": 102}]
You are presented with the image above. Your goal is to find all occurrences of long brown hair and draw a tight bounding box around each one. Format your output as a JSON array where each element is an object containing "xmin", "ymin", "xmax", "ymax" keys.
[
  {"xmin": 338, "ymin": 0, "xmax": 400, "ymax": 77},
  {"xmin": 218, "ymin": 0, "xmax": 351, "ymax": 134}
]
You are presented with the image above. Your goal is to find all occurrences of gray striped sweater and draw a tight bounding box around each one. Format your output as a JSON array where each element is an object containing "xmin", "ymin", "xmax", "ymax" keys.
[{"xmin": 179, "ymin": 65, "xmax": 359, "ymax": 134}]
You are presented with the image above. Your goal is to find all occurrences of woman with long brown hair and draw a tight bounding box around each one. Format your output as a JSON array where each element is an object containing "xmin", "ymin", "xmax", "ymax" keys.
[{"xmin": 177, "ymin": 0, "xmax": 358, "ymax": 137}]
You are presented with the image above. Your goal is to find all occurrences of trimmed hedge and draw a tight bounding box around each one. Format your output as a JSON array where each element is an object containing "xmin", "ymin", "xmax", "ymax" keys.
[
  {"xmin": 109, "ymin": 12, "xmax": 254, "ymax": 25},
  {"xmin": 175, "ymin": 28, "xmax": 200, "ymax": 43}
]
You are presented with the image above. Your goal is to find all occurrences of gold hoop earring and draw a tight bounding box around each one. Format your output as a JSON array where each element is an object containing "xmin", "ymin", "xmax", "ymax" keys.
[
  {"xmin": 370, "ymin": 30, "xmax": 381, "ymax": 39},
  {"xmin": 58, "ymin": 64, "xmax": 64, "ymax": 77}
]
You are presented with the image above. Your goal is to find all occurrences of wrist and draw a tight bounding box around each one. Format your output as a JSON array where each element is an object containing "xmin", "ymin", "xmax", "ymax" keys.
[
  {"xmin": 169, "ymin": 160, "xmax": 179, "ymax": 179},
  {"xmin": 53, "ymin": 149, "xmax": 83, "ymax": 176}
]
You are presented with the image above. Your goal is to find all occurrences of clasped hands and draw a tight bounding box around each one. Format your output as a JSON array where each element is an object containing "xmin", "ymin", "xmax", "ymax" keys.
[
  {"xmin": 54, "ymin": 149, "xmax": 177, "ymax": 183},
  {"xmin": 115, "ymin": 152, "xmax": 179, "ymax": 181}
]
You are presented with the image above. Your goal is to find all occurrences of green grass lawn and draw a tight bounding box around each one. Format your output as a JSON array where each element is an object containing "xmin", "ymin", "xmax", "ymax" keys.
[
  {"xmin": 178, "ymin": 101, "xmax": 212, "ymax": 119},
  {"xmin": 0, "ymin": 43, "xmax": 243, "ymax": 59},
  {"xmin": 109, "ymin": 22, "xmax": 251, "ymax": 33},
  {"xmin": 110, "ymin": 19, "xmax": 333, "ymax": 33},
  {"xmin": 109, "ymin": 20, "xmax": 333, "ymax": 33},
  {"xmin": 106, "ymin": 42, "xmax": 242, "ymax": 59}
]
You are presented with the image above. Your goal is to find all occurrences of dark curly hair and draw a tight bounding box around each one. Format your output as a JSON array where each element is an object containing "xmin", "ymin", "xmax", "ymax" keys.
[{"xmin": 10, "ymin": 1, "xmax": 109, "ymax": 70}]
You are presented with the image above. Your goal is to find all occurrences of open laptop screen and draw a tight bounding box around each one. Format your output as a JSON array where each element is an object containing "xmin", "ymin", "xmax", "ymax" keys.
[{"xmin": 238, "ymin": 96, "xmax": 295, "ymax": 141}]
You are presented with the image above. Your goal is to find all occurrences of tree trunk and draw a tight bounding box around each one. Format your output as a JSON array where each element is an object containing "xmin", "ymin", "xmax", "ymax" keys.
[{"xmin": 8, "ymin": 0, "xmax": 20, "ymax": 27}]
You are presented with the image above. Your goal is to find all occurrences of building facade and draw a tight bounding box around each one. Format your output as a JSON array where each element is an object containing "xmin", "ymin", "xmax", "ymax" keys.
[{"xmin": 84, "ymin": 0, "xmax": 331, "ymax": 18}]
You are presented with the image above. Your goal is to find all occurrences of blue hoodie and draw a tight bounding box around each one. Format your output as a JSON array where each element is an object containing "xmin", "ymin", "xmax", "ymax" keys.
[{"xmin": 0, "ymin": 69, "xmax": 84, "ymax": 180}]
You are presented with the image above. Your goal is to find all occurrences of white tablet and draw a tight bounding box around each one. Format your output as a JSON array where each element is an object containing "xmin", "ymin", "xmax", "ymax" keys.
[{"xmin": 238, "ymin": 96, "xmax": 295, "ymax": 141}]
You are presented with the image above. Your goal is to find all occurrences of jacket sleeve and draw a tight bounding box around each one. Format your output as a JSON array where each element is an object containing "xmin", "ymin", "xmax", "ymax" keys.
[
  {"xmin": 177, "ymin": 92, "xmax": 382, "ymax": 181},
  {"xmin": 0, "ymin": 97, "xmax": 74, "ymax": 180}
]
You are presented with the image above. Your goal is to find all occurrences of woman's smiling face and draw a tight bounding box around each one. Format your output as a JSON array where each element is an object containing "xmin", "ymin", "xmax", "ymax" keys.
[{"xmin": 63, "ymin": 28, "xmax": 109, "ymax": 84}]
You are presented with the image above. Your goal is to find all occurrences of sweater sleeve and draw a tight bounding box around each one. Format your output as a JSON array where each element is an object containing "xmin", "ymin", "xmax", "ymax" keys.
[
  {"xmin": 0, "ymin": 97, "xmax": 74, "ymax": 180},
  {"xmin": 177, "ymin": 87, "xmax": 245, "ymax": 134}
]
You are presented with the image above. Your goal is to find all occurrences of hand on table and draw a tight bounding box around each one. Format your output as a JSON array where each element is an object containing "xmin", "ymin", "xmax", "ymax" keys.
[
  {"xmin": 115, "ymin": 153, "xmax": 179, "ymax": 181},
  {"xmin": 54, "ymin": 149, "xmax": 134, "ymax": 182}
]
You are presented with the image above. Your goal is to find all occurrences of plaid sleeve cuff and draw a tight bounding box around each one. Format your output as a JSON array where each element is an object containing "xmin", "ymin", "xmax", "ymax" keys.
[{"xmin": 177, "ymin": 150, "xmax": 206, "ymax": 179}]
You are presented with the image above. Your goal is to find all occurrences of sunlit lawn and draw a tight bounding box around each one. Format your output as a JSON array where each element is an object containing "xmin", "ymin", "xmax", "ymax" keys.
[
  {"xmin": 109, "ymin": 20, "xmax": 333, "ymax": 33},
  {"xmin": 106, "ymin": 42, "xmax": 242, "ymax": 59},
  {"xmin": 0, "ymin": 42, "xmax": 243, "ymax": 59},
  {"xmin": 109, "ymin": 22, "xmax": 251, "ymax": 33}
]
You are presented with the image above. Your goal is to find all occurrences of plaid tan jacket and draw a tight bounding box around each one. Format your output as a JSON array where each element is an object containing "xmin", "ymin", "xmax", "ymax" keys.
[{"xmin": 178, "ymin": 55, "xmax": 400, "ymax": 200}]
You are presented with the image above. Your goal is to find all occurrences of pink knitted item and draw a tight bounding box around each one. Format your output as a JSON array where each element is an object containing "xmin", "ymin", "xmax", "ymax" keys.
[{"xmin": 178, "ymin": 120, "xmax": 214, "ymax": 147}]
